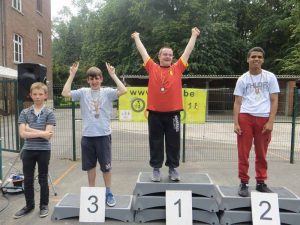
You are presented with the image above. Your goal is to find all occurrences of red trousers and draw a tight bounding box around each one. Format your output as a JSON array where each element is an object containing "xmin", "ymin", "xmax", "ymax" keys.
[{"xmin": 237, "ymin": 113, "xmax": 271, "ymax": 183}]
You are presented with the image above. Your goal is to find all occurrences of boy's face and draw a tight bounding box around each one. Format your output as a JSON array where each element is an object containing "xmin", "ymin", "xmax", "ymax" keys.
[
  {"xmin": 247, "ymin": 51, "xmax": 264, "ymax": 70},
  {"xmin": 158, "ymin": 48, "xmax": 173, "ymax": 67},
  {"xmin": 87, "ymin": 75, "xmax": 103, "ymax": 90},
  {"xmin": 30, "ymin": 88, "xmax": 47, "ymax": 103}
]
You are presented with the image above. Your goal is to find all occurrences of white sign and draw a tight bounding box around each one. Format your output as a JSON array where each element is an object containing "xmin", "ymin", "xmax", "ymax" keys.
[
  {"xmin": 251, "ymin": 192, "xmax": 280, "ymax": 225},
  {"xmin": 166, "ymin": 190, "xmax": 193, "ymax": 225},
  {"xmin": 79, "ymin": 187, "xmax": 106, "ymax": 223}
]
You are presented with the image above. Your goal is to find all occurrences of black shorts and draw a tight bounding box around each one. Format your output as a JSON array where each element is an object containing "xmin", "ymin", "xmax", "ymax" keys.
[{"xmin": 81, "ymin": 135, "xmax": 112, "ymax": 172}]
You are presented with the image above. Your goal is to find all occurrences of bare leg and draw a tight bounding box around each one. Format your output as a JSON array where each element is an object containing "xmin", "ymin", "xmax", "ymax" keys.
[
  {"xmin": 102, "ymin": 171, "xmax": 112, "ymax": 188},
  {"xmin": 87, "ymin": 167, "xmax": 96, "ymax": 187}
]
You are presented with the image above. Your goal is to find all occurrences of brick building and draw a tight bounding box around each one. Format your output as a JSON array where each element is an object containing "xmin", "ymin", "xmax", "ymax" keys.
[{"xmin": 0, "ymin": 0, "xmax": 52, "ymax": 78}]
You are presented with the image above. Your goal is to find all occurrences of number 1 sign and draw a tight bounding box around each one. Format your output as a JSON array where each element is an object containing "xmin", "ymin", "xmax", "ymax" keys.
[
  {"xmin": 251, "ymin": 192, "xmax": 280, "ymax": 225},
  {"xmin": 166, "ymin": 190, "xmax": 193, "ymax": 225}
]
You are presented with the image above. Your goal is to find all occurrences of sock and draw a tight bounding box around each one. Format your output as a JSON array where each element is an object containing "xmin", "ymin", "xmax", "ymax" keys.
[{"xmin": 106, "ymin": 187, "xmax": 111, "ymax": 195}]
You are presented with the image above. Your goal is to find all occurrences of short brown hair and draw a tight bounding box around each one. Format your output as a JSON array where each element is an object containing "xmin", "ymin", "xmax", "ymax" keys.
[
  {"xmin": 86, "ymin": 67, "xmax": 103, "ymax": 78},
  {"xmin": 247, "ymin": 47, "xmax": 265, "ymax": 58},
  {"xmin": 30, "ymin": 82, "xmax": 48, "ymax": 94}
]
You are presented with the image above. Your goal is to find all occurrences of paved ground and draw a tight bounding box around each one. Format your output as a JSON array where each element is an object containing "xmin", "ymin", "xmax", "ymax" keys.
[{"xmin": 1, "ymin": 150, "xmax": 300, "ymax": 225}]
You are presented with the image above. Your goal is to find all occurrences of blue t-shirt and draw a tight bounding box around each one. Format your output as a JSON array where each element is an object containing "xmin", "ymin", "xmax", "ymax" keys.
[
  {"xmin": 18, "ymin": 105, "xmax": 56, "ymax": 151},
  {"xmin": 71, "ymin": 87, "xmax": 118, "ymax": 136}
]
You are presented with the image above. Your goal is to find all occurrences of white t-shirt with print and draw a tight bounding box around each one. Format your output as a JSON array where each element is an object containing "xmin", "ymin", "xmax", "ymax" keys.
[{"xmin": 233, "ymin": 69, "xmax": 280, "ymax": 117}]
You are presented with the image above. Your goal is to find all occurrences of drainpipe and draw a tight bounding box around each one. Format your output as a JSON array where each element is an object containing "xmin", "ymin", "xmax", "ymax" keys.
[{"xmin": 0, "ymin": 0, "xmax": 7, "ymax": 66}]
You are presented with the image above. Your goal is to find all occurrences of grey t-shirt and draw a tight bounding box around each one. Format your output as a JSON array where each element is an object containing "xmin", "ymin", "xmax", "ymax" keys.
[{"xmin": 71, "ymin": 87, "xmax": 118, "ymax": 136}]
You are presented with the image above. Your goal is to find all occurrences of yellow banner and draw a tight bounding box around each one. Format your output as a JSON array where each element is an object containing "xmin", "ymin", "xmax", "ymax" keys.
[{"xmin": 119, "ymin": 87, "xmax": 207, "ymax": 123}]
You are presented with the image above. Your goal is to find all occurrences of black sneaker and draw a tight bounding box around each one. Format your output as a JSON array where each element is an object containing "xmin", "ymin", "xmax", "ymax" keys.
[
  {"xmin": 256, "ymin": 183, "xmax": 273, "ymax": 193},
  {"xmin": 13, "ymin": 205, "xmax": 34, "ymax": 219},
  {"xmin": 40, "ymin": 205, "xmax": 49, "ymax": 218},
  {"xmin": 238, "ymin": 183, "xmax": 249, "ymax": 197}
]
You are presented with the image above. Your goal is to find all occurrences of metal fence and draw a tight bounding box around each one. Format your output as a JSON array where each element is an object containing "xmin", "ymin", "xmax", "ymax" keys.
[
  {"xmin": 1, "ymin": 81, "xmax": 300, "ymax": 163},
  {"xmin": 50, "ymin": 85, "xmax": 300, "ymax": 163}
]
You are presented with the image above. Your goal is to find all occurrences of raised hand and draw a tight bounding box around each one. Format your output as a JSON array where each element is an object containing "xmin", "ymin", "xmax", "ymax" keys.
[
  {"xmin": 70, "ymin": 62, "xmax": 79, "ymax": 77},
  {"xmin": 131, "ymin": 31, "xmax": 140, "ymax": 39},
  {"xmin": 105, "ymin": 62, "xmax": 116, "ymax": 77},
  {"xmin": 192, "ymin": 27, "xmax": 201, "ymax": 37}
]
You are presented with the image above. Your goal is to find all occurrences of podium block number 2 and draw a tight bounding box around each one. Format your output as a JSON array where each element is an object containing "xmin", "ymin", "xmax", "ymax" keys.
[
  {"xmin": 251, "ymin": 192, "xmax": 280, "ymax": 225},
  {"xmin": 79, "ymin": 187, "xmax": 105, "ymax": 223},
  {"xmin": 166, "ymin": 190, "xmax": 193, "ymax": 225}
]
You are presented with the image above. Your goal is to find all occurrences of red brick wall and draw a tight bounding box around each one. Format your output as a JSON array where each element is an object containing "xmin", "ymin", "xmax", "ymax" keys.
[{"xmin": 2, "ymin": 0, "xmax": 52, "ymax": 82}]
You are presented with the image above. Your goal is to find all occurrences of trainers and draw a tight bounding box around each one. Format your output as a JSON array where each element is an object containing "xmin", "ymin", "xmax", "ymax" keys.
[
  {"xmin": 238, "ymin": 183, "xmax": 249, "ymax": 197},
  {"xmin": 151, "ymin": 168, "xmax": 161, "ymax": 182},
  {"xmin": 169, "ymin": 168, "xmax": 180, "ymax": 181},
  {"xmin": 256, "ymin": 183, "xmax": 273, "ymax": 193},
  {"xmin": 40, "ymin": 205, "xmax": 49, "ymax": 218},
  {"xmin": 106, "ymin": 192, "xmax": 116, "ymax": 207},
  {"xmin": 14, "ymin": 205, "xmax": 34, "ymax": 219}
]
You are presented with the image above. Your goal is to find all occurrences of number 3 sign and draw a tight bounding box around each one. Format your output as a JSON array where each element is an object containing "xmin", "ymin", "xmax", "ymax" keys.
[
  {"xmin": 166, "ymin": 190, "xmax": 193, "ymax": 225},
  {"xmin": 79, "ymin": 187, "xmax": 106, "ymax": 223},
  {"xmin": 251, "ymin": 192, "xmax": 280, "ymax": 225}
]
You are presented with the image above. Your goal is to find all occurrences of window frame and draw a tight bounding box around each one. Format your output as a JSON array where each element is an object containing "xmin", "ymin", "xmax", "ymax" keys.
[
  {"xmin": 37, "ymin": 31, "xmax": 43, "ymax": 56},
  {"xmin": 36, "ymin": 0, "xmax": 42, "ymax": 13},
  {"xmin": 12, "ymin": 0, "xmax": 22, "ymax": 12},
  {"xmin": 13, "ymin": 33, "xmax": 23, "ymax": 63}
]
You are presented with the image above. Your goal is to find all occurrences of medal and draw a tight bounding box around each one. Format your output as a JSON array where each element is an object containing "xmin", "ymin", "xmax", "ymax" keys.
[
  {"xmin": 160, "ymin": 87, "xmax": 165, "ymax": 92},
  {"xmin": 90, "ymin": 89, "xmax": 101, "ymax": 118},
  {"xmin": 95, "ymin": 114, "xmax": 99, "ymax": 119}
]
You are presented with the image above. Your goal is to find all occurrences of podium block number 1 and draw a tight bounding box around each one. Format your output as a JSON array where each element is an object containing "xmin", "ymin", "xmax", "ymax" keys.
[
  {"xmin": 166, "ymin": 190, "xmax": 193, "ymax": 225},
  {"xmin": 79, "ymin": 187, "xmax": 105, "ymax": 223},
  {"xmin": 251, "ymin": 192, "xmax": 280, "ymax": 225}
]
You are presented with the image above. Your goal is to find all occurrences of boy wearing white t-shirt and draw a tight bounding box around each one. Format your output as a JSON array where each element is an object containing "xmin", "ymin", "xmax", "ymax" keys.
[{"xmin": 233, "ymin": 47, "xmax": 280, "ymax": 197}]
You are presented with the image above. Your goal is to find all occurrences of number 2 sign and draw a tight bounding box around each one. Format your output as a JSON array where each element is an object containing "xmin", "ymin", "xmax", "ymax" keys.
[
  {"xmin": 166, "ymin": 190, "xmax": 193, "ymax": 225},
  {"xmin": 251, "ymin": 192, "xmax": 280, "ymax": 225}
]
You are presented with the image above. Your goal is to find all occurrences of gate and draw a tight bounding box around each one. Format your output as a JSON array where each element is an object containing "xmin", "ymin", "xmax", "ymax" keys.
[{"xmin": 0, "ymin": 79, "xmax": 20, "ymax": 152}]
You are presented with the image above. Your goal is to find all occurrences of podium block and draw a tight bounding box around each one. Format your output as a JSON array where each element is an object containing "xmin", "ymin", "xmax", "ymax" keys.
[
  {"xmin": 219, "ymin": 210, "xmax": 300, "ymax": 225},
  {"xmin": 51, "ymin": 193, "xmax": 134, "ymax": 222},
  {"xmin": 216, "ymin": 186, "xmax": 300, "ymax": 225},
  {"xmin": 135, "ymin": 208, "xmax": 220, "ymax": 224},
  {"xmin": 133, "ymin": 172, "xmax": 217, "ymax": 198},
  {"xmin": 216, "ymin": 186, "xmax": 300, "ymax": 212},
  {"xmin": 132, "ymin": 172, "xmax": 219, "ymax": 223}
]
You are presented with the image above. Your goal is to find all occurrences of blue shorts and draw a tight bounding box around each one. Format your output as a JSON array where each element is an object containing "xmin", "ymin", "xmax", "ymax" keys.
[{"xmin": 81, "ymin": 135, "xmax": 112, "ymax": 172}]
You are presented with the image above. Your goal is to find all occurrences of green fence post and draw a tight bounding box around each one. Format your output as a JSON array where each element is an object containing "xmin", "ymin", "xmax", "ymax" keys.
[
  {"xmin": 72, "ymin": 101, "xmax": 76, "ymax": 161},
  {"xmin": 290, "ymin": 87, "xmax": 297, "ymax": 164},
  {"xmin": 0, "ymin": 138, "xmax": 2, "ymax": 180},
  {"xmin": 182, "ymin": 84, "xmax": 187, "ymax": 163}
]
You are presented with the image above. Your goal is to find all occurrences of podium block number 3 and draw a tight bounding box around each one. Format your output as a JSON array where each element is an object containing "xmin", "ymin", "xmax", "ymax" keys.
[
  {"xmin": 166, "ymin": 190, "xmax": 193, "ymax": 225},
  {"xmin": 251, "ymin": 192, "xmax": 280, "ymax": 225},
  {"xmin": 79, "ymin": 187, "xmax": 106, "ymax": 223}
]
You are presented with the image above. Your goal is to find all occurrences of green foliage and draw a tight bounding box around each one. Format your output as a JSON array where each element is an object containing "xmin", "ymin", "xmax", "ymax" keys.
[{"xmin": 52, "ymin": 0, "xmax": 300, "ymax": 83}]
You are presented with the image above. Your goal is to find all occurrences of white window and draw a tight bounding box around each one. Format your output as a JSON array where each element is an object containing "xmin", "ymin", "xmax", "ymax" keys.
[
  {"xmin": 37, "ymin": 0, "xmax": 42, "ymax": 13},
  {"xmin": 12, "ymin": 0, "xmax": 22, "ymax": 12},
  {"xmin": 37, "ymin": 31, "xmax": 43, "ymax": 55},
  {"xmin": 13, "ymin": 34, "xmax": 23, "ymax": 63}
]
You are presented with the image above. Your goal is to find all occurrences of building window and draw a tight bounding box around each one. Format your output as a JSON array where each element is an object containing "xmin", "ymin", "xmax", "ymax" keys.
[
  {"xmin": 37, "ymin": 31, "xmax": 43, "ymax": 56},
  {"xmin": 13, "ymin": 34, "xmax": 23, "ymax": 63},
  {"xmin": 12, "ymin": 0, "xmax": 22, "ymax": 12},
  {"xmin": 37, "ymin": 0, "xmax": 42, "ymax": 13}
]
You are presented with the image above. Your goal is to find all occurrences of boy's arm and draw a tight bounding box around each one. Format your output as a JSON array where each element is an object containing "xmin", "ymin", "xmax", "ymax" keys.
[
  {"xmin": 61, "ymin": 62, "xmax": 79, "ymax": 97},
  {"xmin": 181, "ymin": 27, "xmax": 201, "ymax": 64},
  {"xmin": 19, "ymin": 123, "xmax": 53, "ymax": 140},
  {"xmin": 262, "ymin": 93, "xmax": 278, "ymax": 133},
  {"xmin": 233, "ymin": 95, "xmax": 242, "ymax": 135},
  {"xmin": 105, "ymin": 62, "xmax": 127, "ymax": 97},
  {"xmin": 131, "ymin": 32, "xmax": 150, "ymax": 64}
]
